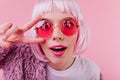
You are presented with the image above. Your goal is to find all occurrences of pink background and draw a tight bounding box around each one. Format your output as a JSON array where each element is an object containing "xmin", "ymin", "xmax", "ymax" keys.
[{"xmin": 0, "ymin": 0, "xmax": 120, "ymax": 80}]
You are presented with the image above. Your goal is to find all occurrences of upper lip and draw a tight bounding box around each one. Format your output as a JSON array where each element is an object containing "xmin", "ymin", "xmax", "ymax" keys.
[{"xmin": 50, "ymin": 45, "xmax": 67, "ymax": 48}]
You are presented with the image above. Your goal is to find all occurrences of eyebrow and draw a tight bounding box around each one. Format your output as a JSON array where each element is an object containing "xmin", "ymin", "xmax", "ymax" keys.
[
  {"xmin": 63, "ymin": 17, "xmax": 75, "ymax": 20},
  {"xmin": 40, "ymin": 18, "xmax": 50, "ymax": 21},
  {"xmin": 40, "ymin": 17, "xmax": 75, "ymax": 22}
]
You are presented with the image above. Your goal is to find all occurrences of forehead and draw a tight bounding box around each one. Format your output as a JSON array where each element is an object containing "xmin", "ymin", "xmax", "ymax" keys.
[{"xmin": 41, "ymin": 9, "xmax": 74, "ymax": 21}]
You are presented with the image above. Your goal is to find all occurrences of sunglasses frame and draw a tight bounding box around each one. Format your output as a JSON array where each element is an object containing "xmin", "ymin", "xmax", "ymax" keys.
[{"xmin": 35, "ymin": 17, "xmax": 79, "ymax": 38}]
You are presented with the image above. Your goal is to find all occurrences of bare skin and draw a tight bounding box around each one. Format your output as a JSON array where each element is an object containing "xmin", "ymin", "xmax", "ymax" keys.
[{"xmin": 0, "ymin": 17, "xmax": 44, "ymax": 48}]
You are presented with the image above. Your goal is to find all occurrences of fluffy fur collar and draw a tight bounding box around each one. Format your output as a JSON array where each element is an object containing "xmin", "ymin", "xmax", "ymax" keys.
[{"xmin": 0, "ymin": 43, "xmax": 47, "ymax": 80}]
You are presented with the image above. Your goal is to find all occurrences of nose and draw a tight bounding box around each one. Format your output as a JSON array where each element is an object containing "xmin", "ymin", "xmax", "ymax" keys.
[{"xmin": 52, "ymin": 27, "xmax": 64, "ymax": 41}]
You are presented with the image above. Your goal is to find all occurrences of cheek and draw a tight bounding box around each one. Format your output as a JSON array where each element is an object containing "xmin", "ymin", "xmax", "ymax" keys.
[
  {"xmin": 40, "ymin": 43, "xmax": 55, "ymax": 61},
  {"xmin": 40, "ymin": 39, "xmax": 50, "ymax": 49},
  {"xmin": 67, "ymin": 39, "xmax": 77, "ymax": 51},
  {"xmin": 67, "ymin": 33, "xmax": 78, "ymax": 46},
  {"xmin": 65, "ymin": 35, "xmax": 78, "ymax": 54}
]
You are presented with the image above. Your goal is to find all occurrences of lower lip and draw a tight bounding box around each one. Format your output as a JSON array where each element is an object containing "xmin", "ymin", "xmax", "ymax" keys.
[{"xmin": 51, "ymin": 50, "xmax": 65, "ymax": 56}]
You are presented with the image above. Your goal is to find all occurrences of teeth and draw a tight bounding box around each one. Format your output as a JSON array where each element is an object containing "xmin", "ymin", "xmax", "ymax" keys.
[{"xmin": 54, "ymin": 47, "xmax": 63, "ymax": 49}]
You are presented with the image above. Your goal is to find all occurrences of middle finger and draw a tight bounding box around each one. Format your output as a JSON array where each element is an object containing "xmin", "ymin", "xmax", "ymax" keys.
[
  {"xmin": 3, "ymin": 25, "xmax": 19, "ymax": 40},
  {"xmin": 0, "ymin": 23, "xmax": 13, "ymax": 34}
]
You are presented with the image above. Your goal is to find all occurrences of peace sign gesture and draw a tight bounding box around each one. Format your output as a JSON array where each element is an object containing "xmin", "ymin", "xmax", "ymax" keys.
[{"xmin": 0, "ymin": 17, "xmax": 44, "ymax": 48}]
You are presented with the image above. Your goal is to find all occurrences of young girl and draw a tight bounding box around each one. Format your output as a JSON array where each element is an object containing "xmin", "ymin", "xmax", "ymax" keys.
[{"xmin": 0, "ymin": 0, "xmax": 100, "ymax": 80}]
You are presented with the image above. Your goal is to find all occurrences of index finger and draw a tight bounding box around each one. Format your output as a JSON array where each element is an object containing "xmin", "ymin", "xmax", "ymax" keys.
[
  {"xmin": 20, "ymin": 16, "xmax": 41, "ymax": 32},
  {"xmin": 22, "ymin": 37, "xmax": 45, "ymax": 44}
]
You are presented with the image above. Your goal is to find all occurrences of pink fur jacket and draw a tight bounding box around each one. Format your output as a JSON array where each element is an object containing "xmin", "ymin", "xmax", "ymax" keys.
[{"xmin": 0, "ymin": 43, "xmax": 47, "ymax": 80}]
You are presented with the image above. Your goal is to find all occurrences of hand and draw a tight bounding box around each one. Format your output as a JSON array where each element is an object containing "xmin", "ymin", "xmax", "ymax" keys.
[{"xmin": 0, "ymin": 17, "xmax": 44, "ymax": 48}]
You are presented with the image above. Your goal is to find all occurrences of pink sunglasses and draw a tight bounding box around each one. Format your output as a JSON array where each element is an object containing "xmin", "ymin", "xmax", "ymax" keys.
[{"xmin": 35, "ymin": 17, "xmax": 78, "ymax": 38}]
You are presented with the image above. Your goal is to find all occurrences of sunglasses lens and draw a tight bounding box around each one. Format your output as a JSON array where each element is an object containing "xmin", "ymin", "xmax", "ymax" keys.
[
  {"xmin": 35, "ymin": 20, "xmax": 53, "ymax": 38},
  {"xmin": 35, "ymin": 18, "xmax": 78, "ymax": 38},
  {"xmin": 61, "ymin": 19, "xmax": 78, "ymax": 36}
]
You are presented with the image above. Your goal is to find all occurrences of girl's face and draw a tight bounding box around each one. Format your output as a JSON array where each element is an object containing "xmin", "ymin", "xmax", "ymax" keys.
[{"xmin": 36, "ymin": 9, "xmax": 78, "ymax": 65}]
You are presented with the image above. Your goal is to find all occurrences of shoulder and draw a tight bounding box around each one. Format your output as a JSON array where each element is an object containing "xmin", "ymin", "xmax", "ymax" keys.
[
  {"xmin": 14, "ymin": 42, "xmax": 31, "ymax": 49},
  {"xmin": 0, "ymin": 43, "xmax": 31, "ymax": 69},
  {"xmin": 77, "ymin": 56, "xmax": 100, "ymax": 71},
  {"xmin": 77, "ymin": 56, "xmax": 100, "ymax": 79},
  {"xmin": 8, "ymin": 42, "xmax": 32, "ymax": 59},
  {"xmin": 13, "ymin": 42, "xmax": 35, "ymax": 58},
  {"xmin": 11, "ymin": 42, "xmax": 32, "ymax": 54}
]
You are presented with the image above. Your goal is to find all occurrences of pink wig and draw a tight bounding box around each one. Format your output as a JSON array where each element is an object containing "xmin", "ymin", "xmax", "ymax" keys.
[{"xmin": 26, "ymin": 0, "xmax": 90, "ymax": 61}]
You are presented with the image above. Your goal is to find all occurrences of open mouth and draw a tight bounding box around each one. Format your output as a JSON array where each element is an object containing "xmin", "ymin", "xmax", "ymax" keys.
[
  {"xmin": 49, "ymin": 45, "xmax": 67, "ymax": 56},
  {"xmin": 50, "ymin": 47, "xmax": 67, "ymax": 52}
]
